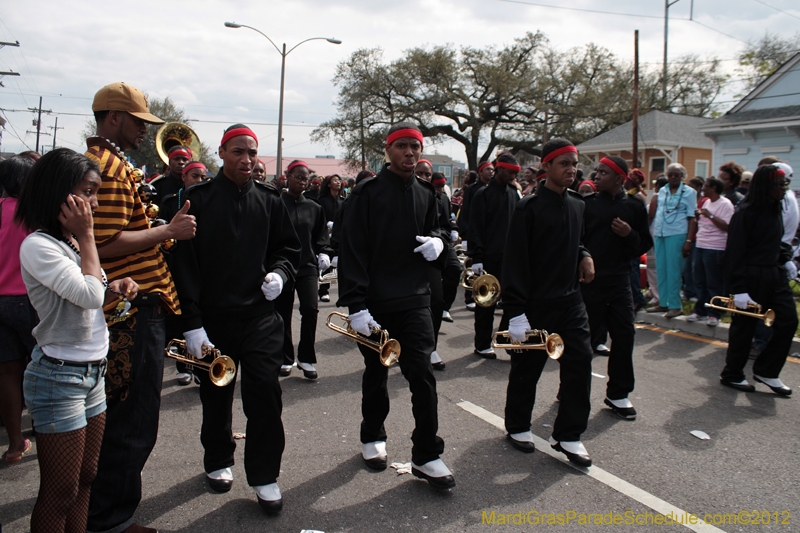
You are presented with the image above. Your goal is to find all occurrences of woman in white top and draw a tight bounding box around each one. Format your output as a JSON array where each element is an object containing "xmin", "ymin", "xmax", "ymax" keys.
[
  {"xmin": 15, "ymin": 148, "xmax": 138, "ymax": 533},
  {"xmin": 687, "ymin": 177, "xmax": 734, "ymax": 326}
]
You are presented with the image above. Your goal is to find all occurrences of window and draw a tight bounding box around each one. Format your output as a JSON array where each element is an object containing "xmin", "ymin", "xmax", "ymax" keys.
[
  {"xmin": 650, "ymin": 157, "xmax": 666, "ymax": 173},
  {"xmin": 694, "ymin": 160, "xmax": 709, "ymax": 178},
  {"xmin": 441, "ymin": 166, "xmax": 452, "ymax": 178}
]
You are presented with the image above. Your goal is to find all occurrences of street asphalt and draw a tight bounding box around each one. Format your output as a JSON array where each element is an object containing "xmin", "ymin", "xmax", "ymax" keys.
[{"xmin": 1, "ymin": 286, "xmax": 798, "ymax": 532}]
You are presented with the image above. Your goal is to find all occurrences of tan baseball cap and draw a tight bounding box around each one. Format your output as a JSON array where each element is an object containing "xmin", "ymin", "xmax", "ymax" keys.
[{"xmin": 92, "ymin": 82, "xmax": 164, "ymax": 124}]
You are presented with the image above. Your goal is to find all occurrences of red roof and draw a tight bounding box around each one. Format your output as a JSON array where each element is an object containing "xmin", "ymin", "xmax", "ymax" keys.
[{"xmin": 258, "ymin": 156, "xmax": 358, "ymax": 178}]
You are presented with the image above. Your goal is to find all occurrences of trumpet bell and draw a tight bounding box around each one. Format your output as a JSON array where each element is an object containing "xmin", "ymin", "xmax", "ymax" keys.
[
  {"xmin": 381, "ymin": 339, "xmax": 401, "ymax": 367},
  {"xmin": 155, "ymin": 122, "xmax": 202, "ymax": 165},
  {"xmin": 491, "ymin": 330, "xmax": 564, "ymax": 359},
  {"xmin": 545, "ymin": 334, "xmax": 565, "ymax": 359},
  {"xmin": 208, "ymin": 356, "xmax": 237, "ymax": 387},
  {"xmin": 473, "ymin": 273, "xmax": 500, "ymax": 307},
  {"xmin": 764, "ymin": 309, "xmax": 775, "ymax": 327}
]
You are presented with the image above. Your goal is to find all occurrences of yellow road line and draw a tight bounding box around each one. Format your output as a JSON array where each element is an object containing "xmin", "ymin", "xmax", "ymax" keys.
[{"xmin": 635, "ymin": 324, "xmax": 800, "ymax": 364}]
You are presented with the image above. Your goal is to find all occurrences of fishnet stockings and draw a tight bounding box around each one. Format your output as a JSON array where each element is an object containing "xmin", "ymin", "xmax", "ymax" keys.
[{"xmin": 30, "ymin": 412, "xmax": 106, "ymax": 533}]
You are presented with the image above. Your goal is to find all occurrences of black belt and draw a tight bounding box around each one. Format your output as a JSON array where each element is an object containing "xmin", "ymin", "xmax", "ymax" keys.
[
  {"xmin": 131, "ymin": 292, "xmax": 161, "ymax": 307},
  {"xmin": 41, "ymin": 354, "xmax": 104, "ymax": 368}
]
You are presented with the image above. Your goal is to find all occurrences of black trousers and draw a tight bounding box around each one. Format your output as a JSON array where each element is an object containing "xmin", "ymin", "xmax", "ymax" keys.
[
  {"xmin": 428, "ymin": 267, "xmax": 444, "ymax": 349},
  {"xmin": 582, "ymin": 280, "xmax": 636, "ymax": 400},
  {"xmin": 200, "ymin": 312, "xmax": 285, "ymax": 487},
  {"xmin": 359, "ymin": 307, "xmax": 444, "ymax": 465},
  {"xmin": 504, "ymin": 302, "xmax": 593, "ymax": 442},
  {"xmin": 88, "ymin": 305, "xmax": 164, "ymax": 533},
  {"xmin": 276, "ymin": 273, "xmax": 319, "ymax": 365},
  {"xmin": 722, "ymin": 266, "xmax": 798, "ymax": 382},
  {"xmin": 442, "ymin": 247, "xmax": 462, "ymax": 313},
  {"xmin": 473, "ymin": 258, "xmax": 508, "ymax": 351}
]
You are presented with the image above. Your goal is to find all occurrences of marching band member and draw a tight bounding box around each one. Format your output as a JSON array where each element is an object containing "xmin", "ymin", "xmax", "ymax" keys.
[
  {"xmin": 151, "ymin": 144, "xmax": 192, "ymax": 201},
  {"xmin": 338, "ymin": 122, "xmax": 454, "ymax": 489},
  {"xmin": 502, "ymin": 138, "xmax": 596, "ymax": 466},
  {"xmin": 85, "ymin": 82, "xmax": 195, "ymax": 533},
  {"xmin": 468, "ymin": 153, "xmax": 521, "ymax": 358},
  {"xmin": 317, "ymin": 175, "xmax": 343, "ymax": 302},
  {"xmin": 458, "ymin": 161, "xmax": 493, "ymax": 310},
  {"xmin": 581, "ymin": 156, "xmax": 652, "ymax": 420},
  {"xmin": 170, "ymin": 124, "xmax": 301, "ymax": 512},
  {"xmin": 276, "ymin": 160, "xmax": 333, "ymax": 379},
  {"xmin": 719, "ymin": 165, "xmax": 797, "ymax": 396}
]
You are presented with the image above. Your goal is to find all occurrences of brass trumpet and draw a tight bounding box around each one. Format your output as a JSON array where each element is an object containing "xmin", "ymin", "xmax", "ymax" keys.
[
  {"xmin": 326, "ymin": 311, "xmax": 401, "ymax": 367},
  {"xmin": 319, "ymin": 267, "xmax": 338, "ymax": 284},
  {"xmin": 705, "ymin": 295, "xmax": 775, "ymax": 327},
  {"xmin": 460, "ymin": 267, "xmax": 501, "ymax": 308},
  {"xmin": 491, "ymin": 330, "xmax": 565, "ymax": 359},
  {"xmin": 164, "ymin": 339, "xmax": 237, "ymax": 386}
]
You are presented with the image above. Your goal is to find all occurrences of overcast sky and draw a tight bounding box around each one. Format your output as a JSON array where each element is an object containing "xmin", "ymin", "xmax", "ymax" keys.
[{"xmin": 1, "ymin": 0, "xmax": 799, "ymax": 166}]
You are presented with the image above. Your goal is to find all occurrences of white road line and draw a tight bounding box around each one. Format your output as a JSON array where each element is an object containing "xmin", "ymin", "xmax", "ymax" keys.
[{"xmin": 456, "ymin": 400, "xmax": 725, "ymax": 533}]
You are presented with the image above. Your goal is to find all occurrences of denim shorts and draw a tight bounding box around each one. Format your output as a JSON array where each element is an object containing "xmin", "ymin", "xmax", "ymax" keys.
[{"xmin": 23, "ymin": 346, "xmax": 107, "ymax": 434}]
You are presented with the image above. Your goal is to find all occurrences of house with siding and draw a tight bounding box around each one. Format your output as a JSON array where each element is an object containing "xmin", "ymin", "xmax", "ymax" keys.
[
  {"xmin": 577, "ymin": 111, "xmax": 713, "ymax": 190},
  {"xmin": 698, "ymin": 52, "xmax": 800, "ymax": 189}
]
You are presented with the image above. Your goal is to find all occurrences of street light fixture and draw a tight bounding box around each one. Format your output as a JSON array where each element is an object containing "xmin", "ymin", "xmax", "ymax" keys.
[{"xmin": 224, "ymin": 21, "xmax": 342, "ymax": 178}]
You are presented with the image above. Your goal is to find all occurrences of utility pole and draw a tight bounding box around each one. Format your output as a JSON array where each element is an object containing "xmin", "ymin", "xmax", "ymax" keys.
[
  {"xmin": 49, "ymin": 116, "xmax": 64, "ymax": 150},
  {"xmin": 0, "ymin": 40, "xmax": 21, "ymax": 87},
  {"xmin": 663, "ymin": 0, "xmax": 681, "ymax": 107},
  {"xmin": 632, "ymin": 30, "xmax": 640, "ymax": 170},
  {"xmin": 26, "ymin": 97, "xmax": 52, "ymax": 153},
  {"xmin": 359, "ymin": 100, "xmax": 366, "ymax": 170}
]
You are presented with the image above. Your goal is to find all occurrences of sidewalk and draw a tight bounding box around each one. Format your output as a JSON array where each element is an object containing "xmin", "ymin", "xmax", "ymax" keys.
[{"xmin": 635, "ymin": 308, "xmax": 800, "ymax": 355}]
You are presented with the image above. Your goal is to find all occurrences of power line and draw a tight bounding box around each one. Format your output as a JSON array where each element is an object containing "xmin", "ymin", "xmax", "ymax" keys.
[
  {"xmin": 496, "ymin": 0, "xmax": 681, "ymax": 19},
  {"xmin": 750, "ymin": 0, "xmax": 800, "ymax": 21},
  {"xmin": 0, "ymin": 108, "xmax": 31, "ymax": 150}
]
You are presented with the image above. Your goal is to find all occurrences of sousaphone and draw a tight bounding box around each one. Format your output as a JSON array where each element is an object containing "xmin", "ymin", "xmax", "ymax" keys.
[{"xmin": 155, "ymin": 122, "xmax": 202, "ymax": 165}]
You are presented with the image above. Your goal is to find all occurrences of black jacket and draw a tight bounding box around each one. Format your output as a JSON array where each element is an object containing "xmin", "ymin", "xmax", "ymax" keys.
[
  {"xmin": 318, "ymin": 193, "xmax": 343, "ymax": 223},
  {"xmin": 468, "ymin": 178, "xmax": 519, "ymax": 264},
  {"xmin": 724, "ymin": 203, "xmax": 791, "ymax": 294},
  {"xmin": 457, "ymin": 179, "xmax": 488, "ymax": 235},
  {"xmin": 170, "ymin": 170, "xmax": 301, "ymax": 330},
  {"xmin": 281, "ymin": 192, "xmax": 333, "ymax": 278},
  {"xmin": 338, "ymin": 164, "xmax": 447, "ymax": 314},
  {"xmin": 502, "ymin": 186, "xmax": 591, "ymax": 316},
  {"xmin": 582, "ymin": 190, "xmax": 653, "ymax": 283},
  {"xmin": 152, "ymin": 172, "xmax": 182, "ymax": 207},
  {"xmin": 437, "ymin": 190, "xmax": 458, "ymax": 234}
]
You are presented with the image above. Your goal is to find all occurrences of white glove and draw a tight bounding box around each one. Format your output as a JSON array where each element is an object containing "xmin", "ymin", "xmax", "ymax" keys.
[
  {"xmin": 508, "ymin": 314, "xmax": 531, "ymax": 343},
  {"xmin": 261, "ymin": 272, "xmax": 284, "ymax": 301},
  {"xmin": 327, "ymin": 221, "xmax": 334, "ymax": 230},
  {"xmin": 318, "ymin": 253, "xmax": 331, "ymax": 272},
  {"xmin": 349, "ymin": 309, "xmax": 381, "ymax": 337},
  {"xmin": 450, "ymin": 230, "xmax": 459, "ymax": 243},
  {"xmin": 413, "ymin": 235, "xmax": 444, "ymax": 261},
  {"xmin": 733, "ymin": 293, "xmax": 756, "ymax": 310},
  {"xmin": 331, "ymin": 256, "xmax": 339, "ymax": 268},
  {"xmin": 784, "ymin": 260, "xmax": 797, "ymax": 280},
  {"xmin": 183, "ymin": 327, "xmax": 214, "ymax": 359},
  {"xmin": 471, "ymin": 262, "xmax": 484, "ymax": 276},
  {"xmin": 461, "ymin": 240, "xmax": 468, "ymax": 251}
]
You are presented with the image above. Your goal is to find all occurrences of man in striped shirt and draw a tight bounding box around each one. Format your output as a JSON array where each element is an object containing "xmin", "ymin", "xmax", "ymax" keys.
[{"xmin": 85, "ymin": 82, "xmax": 196, "ymax": 533}]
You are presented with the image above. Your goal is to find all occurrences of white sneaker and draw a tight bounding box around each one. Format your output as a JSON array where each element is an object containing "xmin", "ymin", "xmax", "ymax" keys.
[
  {"xmin": 361, "ymin": 441, "xmax": 388, "ymax": 470},
  {"xmin": 254, "ymin": 483, "xmax": 282, "ymax": 512},
  {"xmin": 320, "ymin": 294, "xmax": 330, "ymax": 302},
  {"xmin": 686, "ymin": 313, "xmax": 706, "ymax": 322},
  {"xmin": 411, "ymin": 458, "xmax": 455, "ymax": 489},
  {"xmin": 594, "ymin": 344, "xmax": 610, "ymax": 353},
  {"xmin": 207, "ymin": 467, "xmax": 233, "ymax": 481},
  {"xmin": 177, "ymin": 372, "xmax": 193, "ymax": 385},
  {"xmin": 707, "ymin": 316, "xmax": 719, "ymax": 326},
  {"xmin": 279, "ymin": 364, "xmax": 293, "ymax": 376},
  {"xmin": 442, "ymin": 310, "xmax": 453, "ymax": 322},
  {"xmin": 466, "ymin": 302, "xmax": 476, "ymax": 310}
]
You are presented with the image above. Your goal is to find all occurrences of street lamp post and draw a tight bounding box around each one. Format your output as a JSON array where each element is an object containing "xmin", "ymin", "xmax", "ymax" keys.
[{"xmin": 224, "ymin": 22, "xmax": 341, "ymax": 178}]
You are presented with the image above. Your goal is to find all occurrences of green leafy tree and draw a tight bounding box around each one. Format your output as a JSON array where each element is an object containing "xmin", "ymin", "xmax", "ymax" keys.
[
  {"xmin": 313, "ymin": 33, "xmax": 727, "ymax": 170},
  {"xmin": 738, "ymin": 31, "xmax": 800, "ymax": 92},
  {"xmin": 82, "ymin": 96, "xmax": 218, "ymax": 176}
]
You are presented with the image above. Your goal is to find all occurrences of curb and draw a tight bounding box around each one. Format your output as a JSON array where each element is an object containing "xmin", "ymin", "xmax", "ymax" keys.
[{"xmin": 635, "ymin": 309, "xmax": 800, "ymax": 355}]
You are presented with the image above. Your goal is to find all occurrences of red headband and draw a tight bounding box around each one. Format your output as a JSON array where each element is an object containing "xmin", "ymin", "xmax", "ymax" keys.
[
  {"xmin": 579, "ymin": 180, "xmax": 597, "ymax": 191},
  {"xmin": 478, "ymin": 162, "xmax": 494, "ymax": 173},
  {"xmin": 386, "ymin": 129, "xmax": 424, "ymax": 147},
  {"xmin": 310, "ymin": 178, "xmax": 321, "ymax": 184},
  {"xmin": 496, "ymin": 161, "xmax": 521, "ymax": 172},
  {"xmin": 542, "ymin": 145, "xmax": 578, "ymax": 164},
  {"xmin": 286, "ymin": 161, "xmax": 308, "ymax": 173},
  {"xmin": 417, "ymin": 159, "xmax": 432, "ymax": 167},
  {"xmin": 220, "ymin": 127, "xmax": 258, "ymax": 147},
  {"xmin": 169, "ymin": 148, "xmax": 193, "ymax": 160},
  {"xmin": 182, "ymin": 162, "xmax": 206, "ymax": 175},
  {"xmin": 600, "ymin": 157, "xmax": 627, "ymax": 178},
  {"xmin": 432, "ymin": 177, "xmax": 446, "ymax": 185}
]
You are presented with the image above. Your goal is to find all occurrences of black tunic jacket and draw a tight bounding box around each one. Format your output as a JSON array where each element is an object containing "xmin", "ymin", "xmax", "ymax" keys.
[
  {"xmin": 468, "ymin": 178, "xmax": 519, "ymax": 264},
  {"xmin": 281, "ymin": 192, "xmax": 333, "ymax": 278},
  {"xmin": 170, "ymin": 169, "xmax": 301, "ymax": 331},
  {"xmin": 457, "ymin": 179, "xmax": 487, "ymax": 235},
  {"xmin": 338, "ymin": 165, "xmax": 447, "ymax": 314},
  {"xmin": 502, "ymin": 186, "xmax": 591, "ymax": 316},
  {"xmin": 582, "ymin": 190, "xmax": 653, "ymax": 283}
]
